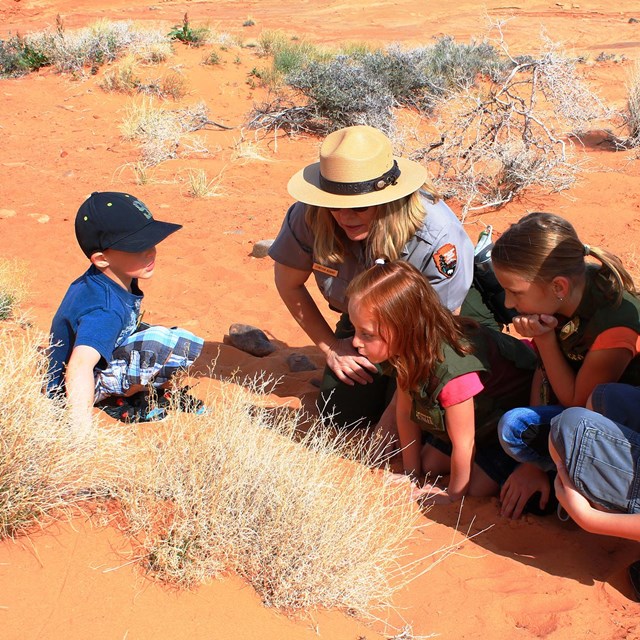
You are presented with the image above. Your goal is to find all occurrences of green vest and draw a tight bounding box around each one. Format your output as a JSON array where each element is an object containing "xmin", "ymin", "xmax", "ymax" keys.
[
  {"xmin": 410, "ymin": 325, "xmax": 536, "ymax": 444},
  {"xmin": 556, "ymin": 267, "xmax": 640, "ymax": 386}
]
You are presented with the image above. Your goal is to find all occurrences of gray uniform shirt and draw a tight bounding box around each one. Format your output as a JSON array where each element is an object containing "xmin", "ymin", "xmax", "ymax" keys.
[{"xmin": 268, "ymin": 192, "xmax": 474, "ymax": 313}]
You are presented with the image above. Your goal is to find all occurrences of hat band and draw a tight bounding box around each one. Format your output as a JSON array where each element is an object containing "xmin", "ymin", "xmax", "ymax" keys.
[{"xmin": 319, "ymin": 161, "xmax": 401, "ymax": 196}]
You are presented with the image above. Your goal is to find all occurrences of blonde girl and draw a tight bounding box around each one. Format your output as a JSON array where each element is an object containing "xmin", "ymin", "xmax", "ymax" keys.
[{"xmin": 491, "ymin": 212, "xmax": 640, "ymax": 519}]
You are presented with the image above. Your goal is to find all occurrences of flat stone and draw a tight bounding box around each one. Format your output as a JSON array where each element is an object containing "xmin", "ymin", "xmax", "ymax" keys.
[
  {"xmin": 287, "ymin": 353, "xmax": 317, "ymax": 372},
  {"xmin": 251, "ymin": 239, "xmax": 274, "ymax": 258},
  {"xmin": 0, "ymin": 209, "xmax": 16, "ymax": 219},
  {"xmin": 224, "ymin": 323, "xmax": 276, "ymax": 357}
]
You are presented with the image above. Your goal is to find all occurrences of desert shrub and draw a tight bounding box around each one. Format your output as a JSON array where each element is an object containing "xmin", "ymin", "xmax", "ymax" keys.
[
  {"xmin": 287, "ymin": 55, "xmax": 394, "ymax": 132},
  {"xmin": 0, "ymin": 33, "xmax": 50, "ymax": 77},
  {"xmin": 249, "ymin": 36, "xmax": 508, "ymax": 133},
  {"xmin": 168, "ymin": 13, "xmax": 210, "ymax": 47},
  {"xmin": 412, "ymin": 40, "xmax": 607, "ymax": 214},
  {"xmin": 0, "ymin": 325, "xmax": 130, "ymax": 539},
  {"xmin": 4, "ymin": 19, "xmax": 171, "ymax": 76},
  {"xmin": 116, "ymin": 381, "xmax": 419, "ymax": 613},
  {"xmin": 0, "ymin": 258, "xmax": 28, "ymax": 320}
]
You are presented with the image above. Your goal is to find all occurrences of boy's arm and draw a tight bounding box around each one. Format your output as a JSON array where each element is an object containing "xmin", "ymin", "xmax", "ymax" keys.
[{"xmin": 65, "ymin": 345, "xmax": 101, "ymax": 436}]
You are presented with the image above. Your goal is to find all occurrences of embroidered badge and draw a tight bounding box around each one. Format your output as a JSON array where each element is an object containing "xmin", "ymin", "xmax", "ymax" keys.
[
  {"xmin": 559, "ymin": 317, "xmax": 580, "ymax": 341},
  {"xmin": 433, "ymin": 243, "xmax": 458, "ymax": 278},
  {"xmin": 312, "ymin": 263, "xmax": 339, "ymax": 277}
]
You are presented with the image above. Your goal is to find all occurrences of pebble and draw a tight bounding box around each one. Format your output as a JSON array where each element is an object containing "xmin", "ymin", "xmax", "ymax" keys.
[
  {"xmin": 0, "ymin": 209, "xmax": 16, "ymax": 219},
  {"xmin": 251, "ymin": 239, "xmax": 274, "ymax": 258},
  {"xmin": 287, "ymin": 353, "xmax": 317, "ymax": 372}
]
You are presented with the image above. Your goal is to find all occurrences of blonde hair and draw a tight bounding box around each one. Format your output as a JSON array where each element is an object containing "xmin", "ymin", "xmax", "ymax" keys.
[
  {"xmin": 492, "ymin": 212, "xmax": 637, "ymax": 306},
  {"xmin": 306, "ymin": 181, "xmax": 440, "ymax": 265},
  {"xmin": 347, "ymin": 261, "xmax": 472, "ymax": 391}
]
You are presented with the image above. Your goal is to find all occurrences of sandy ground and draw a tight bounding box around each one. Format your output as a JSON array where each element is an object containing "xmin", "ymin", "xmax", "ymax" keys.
[{"xmin": 1, "ymin": 1, "xmax": 640, "ymax": 638}]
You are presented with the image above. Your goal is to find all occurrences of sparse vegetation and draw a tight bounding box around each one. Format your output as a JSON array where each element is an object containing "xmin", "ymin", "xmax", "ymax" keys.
[
  {"xmin": 0, "ymin": 18, "xmax": 172, "ymax": 77},
  {"xmin": 116, "ymin": 380, "xmax": 420, "ymax": 613},
  {"xmin": 168, "ymin": 13, "xmax": 210, "ymax": 47},
  {"xmin": 120, "ymin": 99, "xmax": 213, "ymax": 165},
  {"xmin": 0, "ymin": 259, "xmax": 29, "ymax": 321},
  {"xmin": 623, "ymin": 60, "xmax": 640, "ymax": 147},
  {"xmin": 185, "ymin": 168, "xmax": 224, "ymax": 197},
  {"xmin": 418, "ymin": 39, "xmax": 608, "ymax": 214},
  {"xmin": 0, "ymin": 324, "xmax": 130, "ymax": 539}
]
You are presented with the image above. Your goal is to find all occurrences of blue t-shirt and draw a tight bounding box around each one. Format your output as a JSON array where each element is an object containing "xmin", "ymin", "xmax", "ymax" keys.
[{"xmin": 47, "ymin": 265, "xmax": 143, "ymax": 394}]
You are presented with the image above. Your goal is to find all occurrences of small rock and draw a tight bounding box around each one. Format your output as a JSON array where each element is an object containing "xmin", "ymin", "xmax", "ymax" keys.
[
  {"xmin": 630, "ymin": 17, "xmax": 640, "ymax": 23},
  {"xmin": 251, "ymin": 239, "xmax": 274, "ymax": 258},
  {"xmin": 224, "ymin": 323, "xmax": 276, "ymax": 357},
  {"xmin": 309, "ymin": 377, "xmax": 322, "ymax": 388},
  {"xmin": 28, "ymin": 213, "xmax": 49, "ymax": 223},
  {"xmin": 0, "ymin": 209, "xmax": 16, "ymax": 219},
  {"xmin": 287, "ymin": 353, "xmax": 317, "ymax": 372}
]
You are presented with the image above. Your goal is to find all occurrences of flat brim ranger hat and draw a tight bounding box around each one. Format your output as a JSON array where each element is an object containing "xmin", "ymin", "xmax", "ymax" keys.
[{"xmin": 287, "ymin": 125, "xmax": 428, "ymax": 209}]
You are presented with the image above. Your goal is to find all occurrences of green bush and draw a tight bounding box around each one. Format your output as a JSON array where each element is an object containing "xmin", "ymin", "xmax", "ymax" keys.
[
  {"xmin": 0, "ymin": 34, "xmax": 50, "ymax": 77},
  {"xmin": 287, "ymin": 55, "xmax": 394, "ymax": 131}
]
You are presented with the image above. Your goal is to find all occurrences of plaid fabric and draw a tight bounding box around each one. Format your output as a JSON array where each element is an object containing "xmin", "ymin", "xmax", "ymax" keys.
[{"xmin": 94, "ymin": 326, "xmax": 204, "ymax": 402}]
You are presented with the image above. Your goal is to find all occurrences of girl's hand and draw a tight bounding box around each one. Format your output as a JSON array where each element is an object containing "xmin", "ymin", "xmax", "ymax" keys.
[
  {"xmin": 326, "ymin": 337, "xmax": 378, "ymax": 385},
  {"xmin": 413, "ymin": 483, "xmax": 452, "ymax": 503},
  {"xmin": 500, "ymin": 463, "xmax": 550, "ymax": 519},
  {"xmin": 512, "ymin": 314, "xmax": 558, "ymax": 338},
  {"xmin": 389, "ymin": 474, "xmax": 451, "ymax": 503}
]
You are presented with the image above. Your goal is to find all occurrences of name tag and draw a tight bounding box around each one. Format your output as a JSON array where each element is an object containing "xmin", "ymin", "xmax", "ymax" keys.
[{"xmin": 313, "ymin": 263, "xmax": 339, "ymax": 277}]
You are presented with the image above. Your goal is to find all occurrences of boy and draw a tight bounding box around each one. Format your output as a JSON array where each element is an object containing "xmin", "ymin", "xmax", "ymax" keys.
[{"xmin": 48, "ymin": 191, "xmax": 204, "ymax": 434}]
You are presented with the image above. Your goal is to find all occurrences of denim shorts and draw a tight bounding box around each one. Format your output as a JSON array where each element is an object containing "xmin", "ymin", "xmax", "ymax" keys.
[
  {"xmin": 498, "ymin": 405, "xmax": 564, "ymax": 472},
  {"xmin": 550, "ymin": 405, "xmax": 640, "ymax": 513},
  {"xmin": 591, "ymin": 383, "xmax": 640, "ymax": 430}
]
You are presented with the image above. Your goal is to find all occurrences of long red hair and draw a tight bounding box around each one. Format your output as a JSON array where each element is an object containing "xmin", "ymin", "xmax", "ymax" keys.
[{"xmin": 347, "ymin": 261, "xmax": 471, "ymax": 391}]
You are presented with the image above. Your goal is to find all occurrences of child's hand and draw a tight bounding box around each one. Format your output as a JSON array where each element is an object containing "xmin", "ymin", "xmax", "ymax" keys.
[
  {"xmin": 389, "ymin": 473, "xmax": 451, "ymax": 503},
  {"xmin": 326, "ymin": 337, "xmax": 378, "ymax": 386},
  {"xmin": 500, "ymin": 463, "xmax": 550, "ymax": 519},
  {"xmin": 512, "ymin": 314, "xmax": 558, "ymax": 338}
]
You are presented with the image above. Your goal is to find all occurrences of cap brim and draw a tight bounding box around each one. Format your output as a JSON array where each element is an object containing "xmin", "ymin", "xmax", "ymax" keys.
[
  {"xmin": 107, "ymin": 220, "xmax": 182, "ymax": 253},
  {"xmin": 287, "ymin": 157, "xmax": 428, "ymax": 208}
]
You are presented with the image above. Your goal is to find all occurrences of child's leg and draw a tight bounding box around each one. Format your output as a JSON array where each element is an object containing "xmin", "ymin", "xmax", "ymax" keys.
[
  {"xmin": 95, "ymin": 325, "xmax": 204, "ymax": 403},
  {"xmin": 590, "ymin": 383, "xmax": 640, "ymax": 430},
  {"xmin": 550, "ymin": 407, "xmax": 640, "ymax": 513},
  {"xmin": 498, "ymin": 405, "xmax": 564, "ymax": 472}
]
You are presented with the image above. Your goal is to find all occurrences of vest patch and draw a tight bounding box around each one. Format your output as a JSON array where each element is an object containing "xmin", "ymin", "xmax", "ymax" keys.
[{"xmin": 433, "ymin": 243, "xmax": 457, "ymax": 278}]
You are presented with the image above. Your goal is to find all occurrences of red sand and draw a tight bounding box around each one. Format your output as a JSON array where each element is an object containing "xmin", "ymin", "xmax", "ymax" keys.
[{"xmin": 1, "ymin": 1, "xmax": 640, "ymax": 638}]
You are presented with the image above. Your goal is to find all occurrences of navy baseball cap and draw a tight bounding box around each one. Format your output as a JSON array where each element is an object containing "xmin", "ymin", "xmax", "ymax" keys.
[{"xmin": 75, "ymin": 192, "xmax": 182, "ymax": 258}]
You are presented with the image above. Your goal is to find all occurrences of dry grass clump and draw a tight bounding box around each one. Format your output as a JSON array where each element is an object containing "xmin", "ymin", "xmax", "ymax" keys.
[
  {"xmin": 0, "ymin": 258, "xmax": 29, "ymax": 321},
  {"xmin": 116, "ymin": 380, "xmax": 420, "ymax": 613},
  {"xmin": 0, "ymin": 324, "xmax": 131, "ymax": 539},
  {"xmin": 624, "ymin": 60, "xmax": 640, "ymax": 147},
  {"xmin": 120, "ymin": 99, "xmax": 212, "ymax": 165}
]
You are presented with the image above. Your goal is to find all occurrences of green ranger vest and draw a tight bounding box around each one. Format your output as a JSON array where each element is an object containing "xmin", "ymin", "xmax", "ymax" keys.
[
  {"xmin": 556, "ymin": 267, "xmax": 640, "ymax": 386},
  {"xmin": 410, "ymin": 325, "xmax": 536, "ymax": 444}
]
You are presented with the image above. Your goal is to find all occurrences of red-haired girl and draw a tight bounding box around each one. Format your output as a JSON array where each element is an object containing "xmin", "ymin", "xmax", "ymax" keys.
[{"xmin": 347, "ymin": 260, "xmax": 536, "ymax": 502}]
